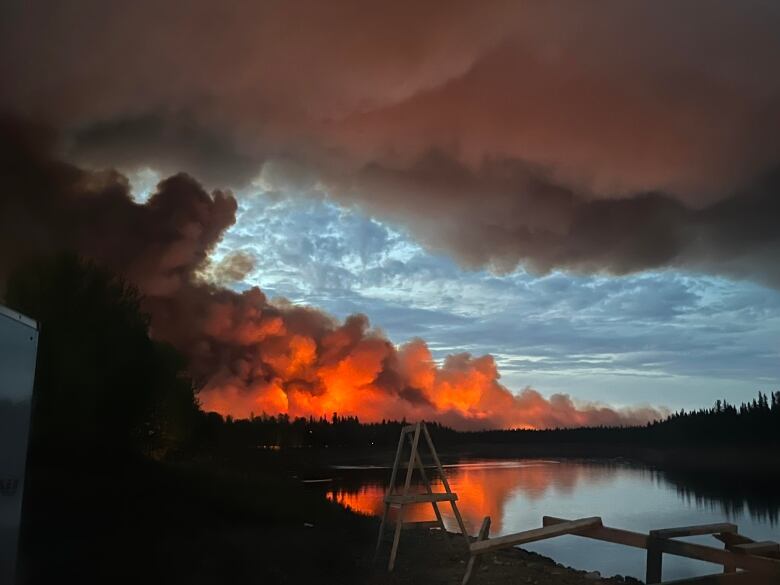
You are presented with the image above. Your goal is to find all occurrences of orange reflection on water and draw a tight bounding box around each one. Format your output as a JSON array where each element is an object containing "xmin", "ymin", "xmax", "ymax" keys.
[
  {"xmin": 328, "ymin": 487, "xmax": 384, "ymax": 517},
  {"xmin": 327, "ymin": 460, "xmax": 599, "ymax": 534},
  {"xmin": 329, "ymin": 486, "xmax": 436, "ymax": 523}
]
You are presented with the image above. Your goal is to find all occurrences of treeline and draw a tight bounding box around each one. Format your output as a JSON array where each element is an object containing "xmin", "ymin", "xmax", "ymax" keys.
[
  {"xmin": 203, "ymin": 391, "xmax": 780, "ymax": 450},
  {"xmin": 644, "ymin": 392, "xmax": 780, "ymax": 444},
  {"xmin": 4, "ymin": 255, "xmax": 200, "ymax": 462},
  {"xmin": 473, "ymin": 391, "xmax": 780, "ymax": 447},
  {"xmin": 197, "ymin": 411, "xmax": 461, "ymax": 450}
]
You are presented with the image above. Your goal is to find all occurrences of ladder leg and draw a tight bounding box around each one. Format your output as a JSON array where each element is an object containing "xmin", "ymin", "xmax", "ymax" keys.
[
  {"xmin": 407, "ymin": 432, "xmax": 450, "ymax": 548},
  {"xmin": 389, "ymin": 423, "xmax": 421, "ymax": 570},
  {"xmin": 374, "ymin": 503, "xmax": 390, "ymax": 559},
  {"xmin": 388, "ymin": 504, "xmax": 405, "ymax": 571},
  {"xmin": 387, "ymin": 424, "xmax": 408, "ymax": 490},
  {"xmin": 422, "ymin": 423, "xmax": 471, "ymax": 546},
  {"xmin": 451, "ymin": 501, "xmax": 471, "ymax": 549},
  {"xmin": 375, "ymin": 423, "xmax": 410, "ymax": 560},
  {"xmin": 430, "ymin": 501, "xmax": 451, "ymax": 548},
  {"xmin": 402, "ymin": 423, "xmax": 422, "ymax": 491}
]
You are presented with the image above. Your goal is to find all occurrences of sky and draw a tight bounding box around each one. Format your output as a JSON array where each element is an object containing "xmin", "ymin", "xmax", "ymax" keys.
[
  {"xmin": 199, "ymin": 184, "xmax": 780, "ymax": 412},
  {"xmin": 2, "ymin": 1, "xmax": 780, "ymax": 427}
]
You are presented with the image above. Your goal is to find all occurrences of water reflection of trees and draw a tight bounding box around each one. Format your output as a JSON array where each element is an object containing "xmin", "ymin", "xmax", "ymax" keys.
[
  {"xmin": 664, "ymin": 470, "xmax": 779, "ymax": 526},
  {"xmin": 327, "ymin": 461, "xmax": 620, "ymax": 533},
  {"xmin": 328, "ymin": 461, "xmax": 780, "ymax": 532}
]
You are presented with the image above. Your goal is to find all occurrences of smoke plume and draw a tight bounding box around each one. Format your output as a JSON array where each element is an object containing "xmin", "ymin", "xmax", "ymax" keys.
[
  {"xmin": 0, "ymin": 118, "xmax": 663, "ymax": 429},
  {"xmin": 3, "ymin": 1, "xmax": 780, "ymax": 284}
]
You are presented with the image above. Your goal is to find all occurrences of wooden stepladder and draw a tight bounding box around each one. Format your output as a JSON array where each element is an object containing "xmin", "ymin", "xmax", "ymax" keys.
[{"xmin": 374, "ymin": 421, "xmax": 471, "ymax": 571}]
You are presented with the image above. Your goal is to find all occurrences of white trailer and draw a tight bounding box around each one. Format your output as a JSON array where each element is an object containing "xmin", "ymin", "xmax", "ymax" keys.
[{"xmin": 0, "ymin": 304, "xmax": 39, "ymax": 585}]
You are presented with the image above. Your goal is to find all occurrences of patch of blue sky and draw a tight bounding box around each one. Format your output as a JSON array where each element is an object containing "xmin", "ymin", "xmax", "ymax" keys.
[{"xmin": 209, "ymin": 189, "xmax": 780, "ymax": 411}]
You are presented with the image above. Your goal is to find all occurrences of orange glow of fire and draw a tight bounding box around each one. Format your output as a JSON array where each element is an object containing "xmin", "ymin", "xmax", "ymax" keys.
[{"xmin": 196, "ymin": 294, "xmax": 662, "ymax": 430}]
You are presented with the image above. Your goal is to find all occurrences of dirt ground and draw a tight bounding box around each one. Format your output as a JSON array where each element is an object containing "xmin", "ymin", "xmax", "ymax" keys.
[{"xmin": 365, "ymin": 527, "xmax": 643, "ymax": 585}]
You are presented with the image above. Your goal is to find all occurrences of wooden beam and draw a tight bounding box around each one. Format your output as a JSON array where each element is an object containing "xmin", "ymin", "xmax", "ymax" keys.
[
  {"xmin": 543, "ymin": 517, "xmax": 780, "ymax": 576},
  {"xmin": 715, "ymin": 533, "xmax": 755, "ymax": 547},
  {"xmin": 733, "ymin": 542, "xmax": 780, "ymax": 555},
  {"xmin": 661, "ymin": 540, "xmax": 780, "ymax": 574},
  {"xmin": 385, "ymin": 493, "xmax": 458, "ymax": 504},
  {"xmin": 715, "ymin": 532, "xmax": 763, "ymax": 569},
  {"xmin": 544, "ymin": 516, "xmax": 650, "ymax": 548},
  {"xmin": 651, "ymin": 523, "xmax": 738, "ymax": 539},
  {"xmin": 659, "ymin": 571, "xmax": 779, "ymax": 585},
  {"xmin": 470, "ymin": 517, "xmax": 602, "ymax": 555},
  {"xmin": 462, "ymin": 516, "xmax": 491, "ymax": 585}
]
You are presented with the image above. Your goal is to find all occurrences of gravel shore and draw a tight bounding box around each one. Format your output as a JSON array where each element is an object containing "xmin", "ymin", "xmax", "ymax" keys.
[{"xmin": 366, "ymin": 527, "xmax": 643, "ymax": 585}]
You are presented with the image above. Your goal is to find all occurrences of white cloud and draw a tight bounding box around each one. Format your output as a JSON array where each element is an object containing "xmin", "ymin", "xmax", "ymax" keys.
[{"xmin": 209, "ymin": 190, "xmax": 780, "ymax": 411}]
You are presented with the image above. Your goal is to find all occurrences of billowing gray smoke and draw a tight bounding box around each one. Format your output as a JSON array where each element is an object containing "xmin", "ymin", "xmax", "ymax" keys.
[
  {"xmin": 0, "ymin": 118, "xmax": 666, "ymax": 429},
  {"xmin": 2, "ymin": 1, "xmax": 780, "ymax": 284}
]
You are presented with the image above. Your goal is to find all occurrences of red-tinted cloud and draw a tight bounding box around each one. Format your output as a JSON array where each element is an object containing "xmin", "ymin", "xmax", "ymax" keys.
[
  {"xmin": 2, "ymin": 2, "xmax": 780, "ymax": 283},
  {"xmin": 0, "ymin": 119, "xmax": 665, "ymax": 429}
]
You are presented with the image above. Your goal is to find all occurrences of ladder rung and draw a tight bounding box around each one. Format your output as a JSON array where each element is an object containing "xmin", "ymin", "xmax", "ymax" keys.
[
  {"xmin": 385, "ymin": 493, "xmax": 457, "ymax": 504},
  {"xmin": 397, "ymin": 520, "xmax": 441, "ymax": 530}
]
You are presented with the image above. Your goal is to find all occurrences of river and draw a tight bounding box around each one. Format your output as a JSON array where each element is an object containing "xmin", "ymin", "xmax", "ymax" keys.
[{"xmin": 326, "ymin": 458, "xmax": 779, "ymax": 581}]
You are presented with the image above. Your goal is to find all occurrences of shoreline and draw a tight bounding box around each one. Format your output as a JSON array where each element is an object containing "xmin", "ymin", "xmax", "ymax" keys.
[
  {"xmin": 19, "ymin": 443, "xmax": 777, "ymax": 584},
  {"xmin": 365, "ymin": 526, "xmax": 643, "ymax": 585},
  {"xmin": 305, "ymin": 442, "xmax": 780, "ymax": 477}
]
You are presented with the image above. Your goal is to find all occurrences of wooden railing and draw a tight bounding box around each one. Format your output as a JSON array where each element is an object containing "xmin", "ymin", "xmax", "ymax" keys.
[{"xmin": 462, "ymin": 515, "xmax": 780, "ymax": 585}]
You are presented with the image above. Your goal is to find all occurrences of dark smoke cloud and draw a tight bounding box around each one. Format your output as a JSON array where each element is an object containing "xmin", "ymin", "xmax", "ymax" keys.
[
  {"xmin": 201, "ymin": 250, "xmax": 256, "ymax": 285},
  {"xmin": 0, "ymin": 117, "xmax": 237, "ymax": 296},
  {"xmin": 0, "ymin": 118, "xmax": 665, "ymax": 429},
  {"xmin": 2, "ymin": 1, "xmax": 780, "ymax": 283},
  {"xmin": 333, "ymin": 154, "xmax": 780, "ymax": 285},
  {"xmin": 71, "ymin": 112, "xmax": 261, "ymax": 188}
]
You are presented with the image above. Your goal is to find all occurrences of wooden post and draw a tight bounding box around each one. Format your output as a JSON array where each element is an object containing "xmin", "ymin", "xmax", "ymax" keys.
[
  {"xmin": 462, "ymin": 516, "xmax": 491, "ymax": 585},
  {"xmin": 646, "ymin": 535, "xmax": 663, "ymax": 584},
  {"xmin": 723, "ymin": 542, "xmax": 736, "ymax": 575}
]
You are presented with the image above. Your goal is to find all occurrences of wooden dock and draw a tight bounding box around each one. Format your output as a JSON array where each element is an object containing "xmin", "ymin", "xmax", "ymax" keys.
[{"xmin": 463, "ymin": 515, "xmax": 780, "ymax": 585}]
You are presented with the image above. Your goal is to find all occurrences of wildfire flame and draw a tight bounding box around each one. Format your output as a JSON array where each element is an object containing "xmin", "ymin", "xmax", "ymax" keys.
[{"xmin": 181, "ymin": 287, "xmax": 663, "ymax": 430}]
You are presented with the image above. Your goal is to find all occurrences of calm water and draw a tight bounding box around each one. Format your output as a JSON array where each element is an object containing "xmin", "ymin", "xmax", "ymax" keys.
[{"xmin": 326, "ymin": 459, "xmax": 780, "ymax": 581}]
